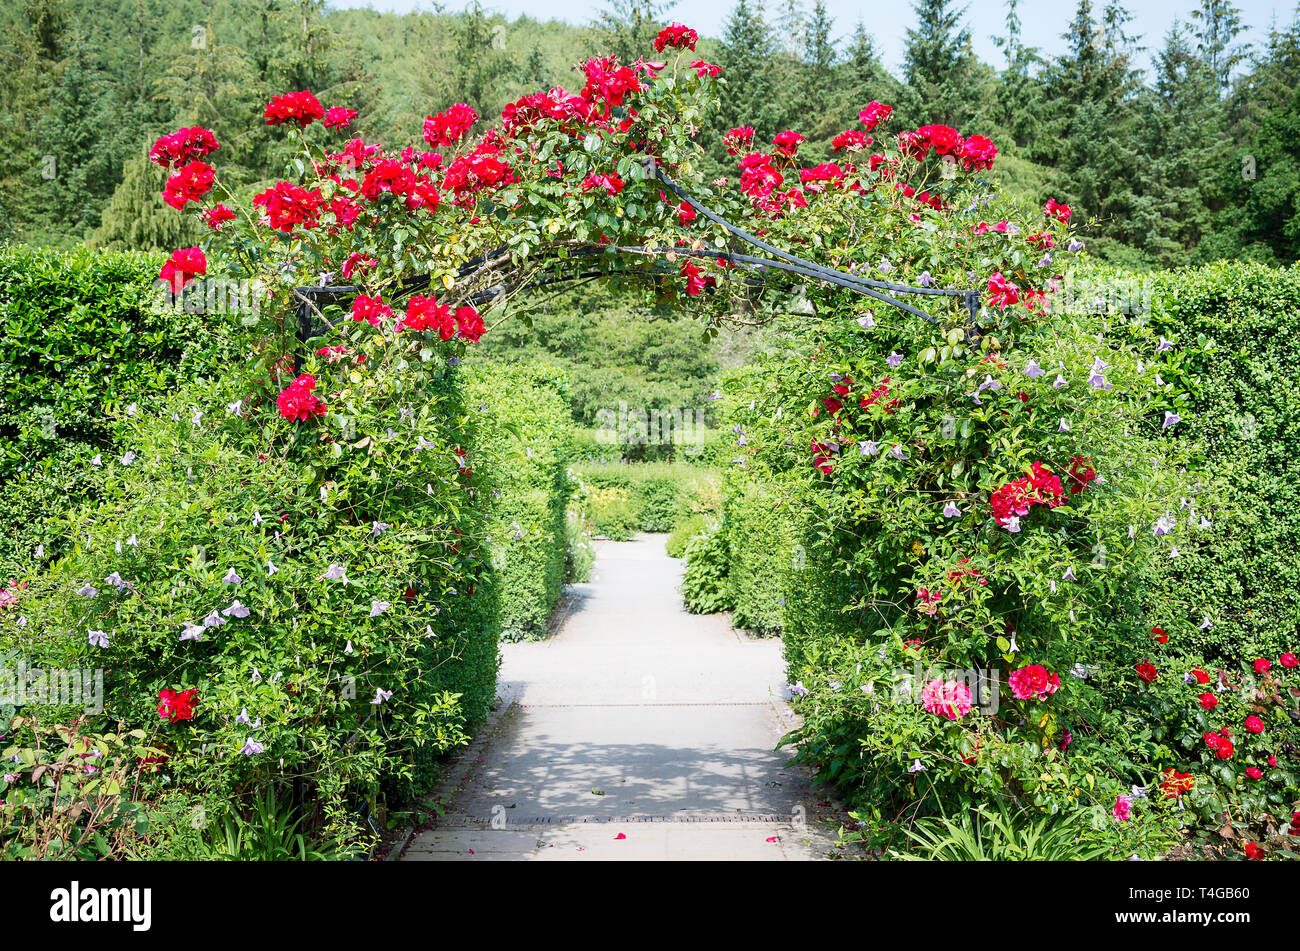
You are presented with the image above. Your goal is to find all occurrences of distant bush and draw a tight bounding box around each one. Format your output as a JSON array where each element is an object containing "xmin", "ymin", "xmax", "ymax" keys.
[
  {"xmin": 665, "ymin": 513, "xmax": 707, "ymax": 558},
  {"xmin": 572, "ymin": 461, "xmax": 720, "ymax": 536},
  {"xmin": 681, "ymin": 519, "xmax": 731, "ymax": 615}
]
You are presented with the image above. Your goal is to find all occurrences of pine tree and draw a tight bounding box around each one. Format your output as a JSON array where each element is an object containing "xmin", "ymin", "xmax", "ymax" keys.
[
  {"xmin": 593, "ymin": 0, "xmax": 670, "ymax": 65},
  {"xmin": 901, "ymin": 0, "xmax": 980, "ymax": 127},
  {"xmin": 715, "ymin": 0, "xmax": 785, "ymax": 139},
  {"xmin": 90, "ymin": 146, "xmax": 201, "ymax": 252},
  {"xmin": 1189, "ymin": 0, "xmax": 1247, "ymax": 93}
]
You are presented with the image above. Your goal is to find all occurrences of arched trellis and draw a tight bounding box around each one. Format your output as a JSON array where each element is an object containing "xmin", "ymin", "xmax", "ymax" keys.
[{"xmin": 291, "ymin": 157, "xmax": 982, "ymax": 366}]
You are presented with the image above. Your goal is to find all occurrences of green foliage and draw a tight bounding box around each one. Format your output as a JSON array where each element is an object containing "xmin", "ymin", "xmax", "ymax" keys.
[
  {"xmin": 191, "ymin": 786, "xmax": 354, "ymax": 861},
  {"xmin": 680, "ymin": 518, "xmax": 732, "ymax": 615},
  {"xmin": 563, "ymin": 510, "xmax": 595, "ymax": 584},
  {"xmin": 0, "ymin": 715, "xmax": 161, "ymax": 860},
  {"xmin": 664, "ymin": 512, "xmax": 707, "ymax": 558},
  {"xmin": 572, "ymin": 461, "xmax": 720, "ymax": 535},
  {"xmin": 720, "ymin": 471, "xmax": 797, "ymax": 636},
  {"xmin": 3, "ymin": 348, "xmax": 499, "ymax": 847},
  {"xmin": 1140, "ymin": 262, "xmax": 1300, "ymax": 662},
  {"xmin": 465, "ymin": 361, "xmax": 574, "ymax": 642},
  {"xmin": 888, "ymin": 803, "xmax": 1109, "ymax": 861},
  {"xmin": 0, "ymin": 243, "xmax": 239, "ymax": 573}
]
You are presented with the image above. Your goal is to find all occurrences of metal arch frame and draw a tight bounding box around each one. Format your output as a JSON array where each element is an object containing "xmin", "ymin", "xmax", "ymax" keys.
[{"xmin": 290, "ymin": 157, "xmax": 982, "ymax": 363}]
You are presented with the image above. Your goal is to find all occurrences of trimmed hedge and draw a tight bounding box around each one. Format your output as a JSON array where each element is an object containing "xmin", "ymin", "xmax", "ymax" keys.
[
  {"xmin": 1142, "ymin": 261, "xmax": 1300, "ymax": 662},
  {"xmin": 573, "ymin": 461, "xmax": 720, "ymax": 537},
  {"xmin": 721, "ymin": 473, "xmax": 796, "ymax": 637},
  {"xmin": 465, "ymin": 362, "xmax": 575, "ymax": 642},
  {"xmin": 0, "ymin": 244, "xmax": 239, "ymax": 573}
]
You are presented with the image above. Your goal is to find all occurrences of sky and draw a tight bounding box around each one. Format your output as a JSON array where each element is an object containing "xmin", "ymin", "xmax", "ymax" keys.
[{"xmin": 331, "ymin": 0, "xmax": 1298, "ymax": 75}]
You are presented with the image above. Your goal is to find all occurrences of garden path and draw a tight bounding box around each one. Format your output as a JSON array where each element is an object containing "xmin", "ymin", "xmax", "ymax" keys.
[{"xmin": 399, "ymin": 534, "xmax": 842, "ymax": 861}]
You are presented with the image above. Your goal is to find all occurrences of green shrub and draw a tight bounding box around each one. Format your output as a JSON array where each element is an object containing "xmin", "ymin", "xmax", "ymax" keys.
[
  {"xmin": 680, "ymin": 519, "xmax": 732, "ymax": 614},
  {"xmin": 580, "ymin": 486, "xmax": 640, "ymax": 540},
  {"xmin": 572, "ymin": 461, "xmax": 720, "ymax": 533},
  {"xmin": 722, "ymin": 473, "xmax": 799, "ymax": 637},
  {"xmin": 2, "ymin": 348, "xmax": 499, "ymax": 849},
  {"xmin": 563, "ymin": 510, "xmax": 595, "ymax": 584},
  {"xmin": 665, "ymin": 513, "xmax": 707, "ymax": 558},
  {"xmin": 465, "ymin": 362, "xmax": 573, "ymax": 642},
  {"xmin": 1137, "ymin": 262, "xmax": 1300, "ymax": 663},
  {"xmin": 0, "ymin": 244, "xmax": 240, "ymax": 574}
]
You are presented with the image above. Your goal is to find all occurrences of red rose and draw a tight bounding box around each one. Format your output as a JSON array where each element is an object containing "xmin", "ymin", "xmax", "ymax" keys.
[
  {"xmin": 1190, "ymin": 667, "xmax": 1210, "ymax": 684},
  {"xmin": 1045, "ymin": 198, "xmax": 1071, "ymax": 223},
  {"xmin": 653, "ymin": 22, "xmax": 698, "ymax": 52},
  {"xmin": 1281, "ymin": 652, "xmax": 1298, "ymax": 668},
  {"xmin": 1244, "ymin": 715, "xmax": 1265, "ymax": 734},
  {"xmin": 1159, "ymin": 768, "xmax": 1193, "ymax": 798},
  {"xmin": 323, "ymin": 106, "xmax": 357, "ymax": 129},
  {"xmin": 1245, "ymin": 767, "xmax": 1263, "ymax": 780},
  {"xmin": 202, "ymin": 204, "xmax": 236, "ymax": 230},
  {"xmin": 150, "ymin": 126, "xmax": 219, "ymax": 169},
  {"xmin": 858, "ymin": 102, "xmax": 893, "ymax": 131},
  {"xmin": 772, "ymin": 130, "xmax": 805, "ymax": 157},
  {"xmin": 277, "ymin": 373, "xmax": 327, "ymax": 422},
  {"xmin": 1152, "ymin": 626, "xmax": 1167, "ymax": 644},
  {"xmin": 157, "ymin": 688, "xmax": 198, "ymax": 723},
  {"xmin": 159, "ymin": 247, "xmax": 207, "ymax": 293},
  {"xmin": 351, "ymin": 294, "xmax": 392, "ymax": 326},
  {"xmin": 162, "ymin": 160, "xmax": 214, "ymax": 209},
  {"xmin": 1198, "ymin": 692, "xmax": 1218, "ymax": 710},
  {"xmin": 264, "ymin": 90, "xmax": 325, "ymax": 128},
  {"xmin": 424, "ymin": 103, "xmax": 478, "ymax": 147},
  {"xmin": 253, "ymin": 180, "xmax": 323, "ymax": 232},
  {"xmin": 1254, "ymin": 658, "xmax": 1271, "ymax": 675}
]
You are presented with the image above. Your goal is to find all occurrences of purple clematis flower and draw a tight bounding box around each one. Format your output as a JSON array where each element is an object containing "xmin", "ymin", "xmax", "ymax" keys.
[
  {"xmin": 1062, "ymin": 567, "xmax": 1077, "ymax": 581},
  {"xmin": 1153, "ymin": 515, "xmax": 1176, "ymax": 536},
  {"xmin": 222, "ymin": 600, "xmax": 250, "ymax": 619},
  {"xmin": 76, "ymin": 584, "xmax": 98, "ymax": 598},
  {"xmin": 240, "ymin": 738, "xmax": 264, "ymax": 756},
  {"xmin": 788, "ymin": 681, "xmax": 810, "ymax": 697},
  {"xmin": 180, "ymin": 623, "xmax": 205, "ymax": 642},
  {"xmin": 856, "ymin": 312, "xmax": 876, "ymax": 329},
  {"xmin": 370, "ymin": 688, "xmax": 393, "ymax": 705},
  {"xmin": 1068, "ymin": 238, "xmax": 1085, "ymax": 252},
  {"xmin": 1163, "ymin": 411, "xmax": 1181, "ymax": 430},
  {"xmin": 1053, "ymin": 374, "xmax": 1068, "ymax": 389},
  {"xmin": 322, "ymin": 563, "xmax": 348, "ymax": 582},
  {"xmin": 918, "ymin": 271, "xmax": 933, "ymax": 287},
  {"xmin": 222, "ymin": 568, "xmax": 241, "ymax": 584},
  {"xmin": 370, "ymin": 601, "xmax": 389, "ymax": 617},
  {"xmin": 1023, "ymin": 360, "xmax": 1045, "ymax": 378},
  {"xmin": 1156, "ymin": 337, "xmax": 1173, "ymax": 352},
  {"xmin": 887, "ymin": 352, "xmax": 904, "ymax": 368},
  {"xmin": 87, "ymin": 630, "xmax": 109, "ymax": 649},
  {"xmin": 860, "ymin": 440, "xmax": 879, "ymax": 457},
  {"xmin": 889, "ymin": 445, "xmax": 907, "ymax": 460},
  {"xmin": 1059, "ymin": 418, "xmax": 1071, "ymax": 433},
  {"xmin": 942, "ymin": 502, "xmax": 962, "ymax": 518}
]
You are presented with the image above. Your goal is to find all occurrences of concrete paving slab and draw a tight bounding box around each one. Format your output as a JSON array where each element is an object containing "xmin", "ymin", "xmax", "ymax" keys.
[{"xmin": 402, "ymin": 534, "xmax": 842, "ymax": 862}]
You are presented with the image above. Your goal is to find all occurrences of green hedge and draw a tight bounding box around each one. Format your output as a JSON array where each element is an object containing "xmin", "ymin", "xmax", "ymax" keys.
[
  {"xmin": 721, "ymin": 473, "xmax": 796, "ymax": 637},
  {"xmin": 465, "ymin": 362, "xmax": 574, "ymax": 642},
  {"xmin": 1142, "ymin": 261, "xmax": 1300, "ymax": 662},
  {"xmin": 573, "ymin": 461, "xmax": 721, "ymax": 537},
  {"xmin": 0, "ymin": 244, "xmax": 239, "ymax": 573}
]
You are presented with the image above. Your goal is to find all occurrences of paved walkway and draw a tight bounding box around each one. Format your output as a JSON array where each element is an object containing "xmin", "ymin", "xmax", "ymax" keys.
[{"xmin": 400, "ymin": 534, "xmax": 841, "ymax": 861}]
